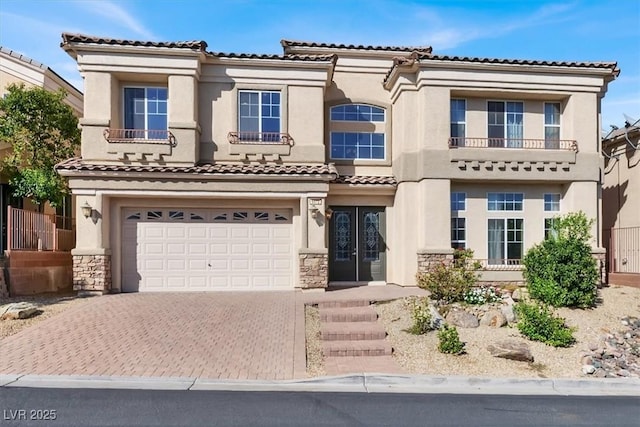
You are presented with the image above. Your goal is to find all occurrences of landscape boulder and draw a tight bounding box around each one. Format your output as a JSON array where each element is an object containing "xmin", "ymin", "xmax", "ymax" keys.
[
  {"xmin": 445, "ymin": 310, "xmax": 479, "ymax": 328},
  {"xmin": 480, "ymin": 310, "xmax": 507, "ymax": 327},
  {"xmin": 487, "ymin": 340, "xmax": 534, "ymax": 362},
  {"xmin": 0, "ymin": 302, "xmax": 40, "ymax": 320}
]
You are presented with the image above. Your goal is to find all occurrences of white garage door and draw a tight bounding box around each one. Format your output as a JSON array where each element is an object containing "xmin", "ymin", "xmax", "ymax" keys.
[{"xmin": 121, "ymin": 208, "xmax": 293, "ymax": 292}]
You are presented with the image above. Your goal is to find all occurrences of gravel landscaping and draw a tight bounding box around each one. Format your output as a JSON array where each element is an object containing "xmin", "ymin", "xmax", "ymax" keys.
[
  {"xmin": 305, "ymin": 305, "xmax": 326, "ymax": 377},
  {"xmin": 0, "ymin": 293, "xmax": 91, "ymax": 339},
  {"xmin": 374, "ymin": 285, "xmax": 640, "ymax": 378}
]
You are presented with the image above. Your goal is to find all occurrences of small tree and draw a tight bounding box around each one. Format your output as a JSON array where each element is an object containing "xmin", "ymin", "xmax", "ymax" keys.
[
  {"xmin": 0, "ymin": 83, "xmax": 80, "ymax": 209},
  {"xmin": 523, "ymin": 212, "xmax": 598, "ymax": 308}
]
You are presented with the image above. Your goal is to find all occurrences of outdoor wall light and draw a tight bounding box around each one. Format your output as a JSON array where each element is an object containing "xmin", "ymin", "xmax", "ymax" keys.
[
  {"xmin": 81, "ymin": 201, "xmax": 93, "ymax": 218},
  {"xmin": 325, "ymin": 207, "xmax": 334, "ymax": 220}
]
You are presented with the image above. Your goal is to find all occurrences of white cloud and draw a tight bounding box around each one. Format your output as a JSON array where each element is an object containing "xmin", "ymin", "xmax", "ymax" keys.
[
  {"xmin": 73, "ymin": 0, "xmax": 157, "ymax": 39},
  {"xmin": 417, "ymin": 2, "xmax": 577, "ymax": 50}
]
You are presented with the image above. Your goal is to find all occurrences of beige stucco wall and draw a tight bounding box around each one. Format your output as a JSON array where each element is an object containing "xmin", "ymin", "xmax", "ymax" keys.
[{"xmin": 603, "ymin": 139, "xmax": 640, "ymax": 230}]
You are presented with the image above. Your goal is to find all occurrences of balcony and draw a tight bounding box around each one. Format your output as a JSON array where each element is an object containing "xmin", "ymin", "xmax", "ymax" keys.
[
  {"xmin": 227, "ymin": 132, "xmax": 294, "ymax": 145},
  {"xmin": 227, "ymin": 132, "xmax": 294, "ymax": 160},
  {"xmin": 103, "ymin": 128, "xmax": 176, "ymax": 160},
  {"xmin": 103, "ymin": 128, "xmax": 176, "ymax": 146},
  {"xmin": 449, "ymin": 137, "xmax": 577, "ymax": 151}
]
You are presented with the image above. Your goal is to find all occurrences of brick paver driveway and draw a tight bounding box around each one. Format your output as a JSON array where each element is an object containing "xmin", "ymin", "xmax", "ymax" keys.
[{"xmin": 0, "ymin": 292, "xmax": 303, "ymax": 380}]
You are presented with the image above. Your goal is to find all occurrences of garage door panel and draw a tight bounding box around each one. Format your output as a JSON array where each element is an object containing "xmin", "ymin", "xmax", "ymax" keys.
[
  {"xmin": 231, "ymin": 243, "xmax": 250, "ymax": 254},
  {"xmin": 167, "ymin": 259, "xmax": 186, "ymax": 271},
  {"xmin": 122, "ymin": 208, "xmax": 293, "ymax": 292}
]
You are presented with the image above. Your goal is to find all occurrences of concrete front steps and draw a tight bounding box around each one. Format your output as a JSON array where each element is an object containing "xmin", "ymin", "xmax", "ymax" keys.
[{"xmin": 318, "ymin": 299, "xmax": 402, "ymax": 375}]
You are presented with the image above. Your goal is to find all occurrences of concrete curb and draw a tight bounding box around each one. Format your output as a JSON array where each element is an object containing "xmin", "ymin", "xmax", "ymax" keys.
[{"xmin": 1, "ymin": 373, "xmax": 639, "ymax": 396}]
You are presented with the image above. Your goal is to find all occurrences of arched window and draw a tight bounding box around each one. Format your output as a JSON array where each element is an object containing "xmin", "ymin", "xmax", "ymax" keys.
[{"xmin": 329, "ymin": 104, "xmax": 386, "ymax": 160}]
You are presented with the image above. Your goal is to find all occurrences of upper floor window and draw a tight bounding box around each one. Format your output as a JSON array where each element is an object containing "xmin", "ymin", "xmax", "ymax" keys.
[
  {"xmin": 238, "ymin": 90, "xmax": 280, "ymax": 142},
  {"xmin": 488, "ymin": 101, "xmax": 523, "ymax": 148},
  {"xmin": 543, "ymin": 193, "xmax": 560, "ymax": 212},
  {"xmin": 330, "ymin": 103, "xmax": 386, "ymax": 160},
  {"xmin": 124, "ymin": 87, "xmax": 168, "ymax": 135},
  {"xmin": 450, "ymin": 99, "xmax": 466, "ymax": 138},
  {"xmin": 488, "ymin": 192, "xmax": 524, "ymax": 211},
  {"xmin": 544, "ymin": 102, "xmax": 561, "ymax": 149},
  {"xmin": 331, "ymin": 104, "xmax": 384, "ymax": 122},
  {"xmin": 451, "ymin": 192, "xmax": 466, "ymax": 211}
]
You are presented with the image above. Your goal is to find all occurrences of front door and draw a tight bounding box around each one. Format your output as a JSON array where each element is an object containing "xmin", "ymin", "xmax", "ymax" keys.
[{"xmin": 329, "ymin": 206, "xmax": 386, "ymax": 282}]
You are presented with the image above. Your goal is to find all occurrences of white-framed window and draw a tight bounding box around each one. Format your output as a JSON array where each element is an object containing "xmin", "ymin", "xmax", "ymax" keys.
[
  {"xmin": 238, "ymin": 90, "xmax": 281, "ymax": 141},
  {"xmin": 451, "ymin": 218, "xmax": 466, "ymax": 250},
  {"xmin": 544, "ymin": 102, "xmax": 561, "ymax": 149},
  {"xmin": 487, "ymin": 193, "xmax": 524, "ymax": 211},
  {"xmin": 123, "ymin": 87, "xmax": 168, "ymax": 135},
  {"xmin": 451, "ymin": 192, "xmax": 466, "ymax": 211},
  {"xmin": 543, "ymin": 193, "xmax": 561, "ymax": 212},
  {"xmin": 450, "ymin": 99, "xmax": 466, "ymax": 139},
  {"xmin": 330, "ymin": 132, "xmax": 385, "ymax": 160},
  {"xmin": 488, "ymin": 101, "xmax": 524, "ymax": 147},
  {"xmin": 330, "ymin": 103, "xmax": 386, "ymax": 160},
  {"xmin": 544, "ymin": 217, "xmax": 559, "ymax": 239},
  {"xmin": 331, "ymin": 104, "xmax": 384, "ymax": 122},
  {"xmin": 488, "ymin": 218, "xmax": 524, "ymax": 264}
]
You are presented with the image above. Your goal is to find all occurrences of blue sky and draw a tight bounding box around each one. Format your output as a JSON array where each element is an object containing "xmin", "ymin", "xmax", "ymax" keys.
[{"xmin": 1, "ymin": 0, "xmax": 638, "ymax": 128}]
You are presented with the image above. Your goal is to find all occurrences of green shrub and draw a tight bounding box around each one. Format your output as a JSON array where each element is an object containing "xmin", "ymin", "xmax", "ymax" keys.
[
  {"xmin": 514, "ymin": 301, "xmax": 575, "ymax": 347},
  {"xmin": 437, "ymin": 325, "xmax": 466, "ymax": 355},
  {"xmin": 408, "ymin": 297, "xmax": 433, "ymax": 335},
  {"xmin": 523, "ymin": 212, "xmax": 598, "ymax": 308},
  {"xmin": 416, "ymin": 249, "xmax": 481, "ymax": 304}
]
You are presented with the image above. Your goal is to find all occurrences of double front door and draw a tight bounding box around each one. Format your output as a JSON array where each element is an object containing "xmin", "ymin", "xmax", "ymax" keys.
[{"xmin": 329, "ymin": 206, "xmax": 386, "ymax": 282}]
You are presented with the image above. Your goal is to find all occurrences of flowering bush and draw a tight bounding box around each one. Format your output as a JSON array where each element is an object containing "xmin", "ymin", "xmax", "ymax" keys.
[
  {"xmin": 463, "ymin": 286, "xmax": 501, "ymax": 305},
  {"xmin": 408, "ymin": 297, "xmax": 434, "ymax": 335}
]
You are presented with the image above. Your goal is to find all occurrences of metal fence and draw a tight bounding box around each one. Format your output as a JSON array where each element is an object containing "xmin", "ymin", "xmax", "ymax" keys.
[
  {"xmin": 608, "ymin": 226, "xmax": 640, "ymax": 274},
  {"xmin": 6, "ymin": 206, "xmax": 75, "ymax": 252}
]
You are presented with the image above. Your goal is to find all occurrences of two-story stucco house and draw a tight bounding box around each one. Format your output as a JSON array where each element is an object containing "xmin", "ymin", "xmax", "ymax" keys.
[{"xmin": 56, "ymin": 33, "xmax": 618, "ymax": 294}]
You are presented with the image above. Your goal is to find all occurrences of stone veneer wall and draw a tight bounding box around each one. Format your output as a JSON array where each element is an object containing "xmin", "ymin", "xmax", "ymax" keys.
[
  {"xmin": 73, "ymin": 254, "xmax": 112, "ymax": 294},
  {"xmin": 417, "ymin": 252, "xmax": 454, "ymax": 274},
  {"xmin": 299, "ymin": 252, "xmax": 328, "ymax": 289}
]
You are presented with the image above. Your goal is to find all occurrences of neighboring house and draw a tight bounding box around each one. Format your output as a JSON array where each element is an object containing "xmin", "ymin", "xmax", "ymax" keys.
[
  {"xmin": 602, "ymin": 119, "xmax": 640, "ymax": 286},
  {"xmin": 0, "ymin": 47, "xmax": 83, "ymax": 294},
  {"xmin": 56, "ymin": 33, "xmax": 618, "ymax": 294}
]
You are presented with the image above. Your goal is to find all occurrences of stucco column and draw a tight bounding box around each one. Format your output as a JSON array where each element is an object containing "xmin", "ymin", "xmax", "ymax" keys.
[
  {"xmin": 416, "ymin": 179, "xmax": 454, "ymax": 276},
  {"xmin": 71, "ymin": 193, "xmax": 111, "ymax": 296},
  {"xmin": 298, "ymin": 196, "xmax": 328, "ymax": 290},
  {"xmin": 168, "ymin": 75, "xmax": 199, "ymax": 163}
]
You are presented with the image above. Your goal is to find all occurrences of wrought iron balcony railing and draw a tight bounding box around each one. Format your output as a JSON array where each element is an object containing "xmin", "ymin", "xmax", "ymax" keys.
[
  {"xmin": 449, "ymin": 137, "xmax": 577, "ymax": 151},
  {"xmin": 473, "ymin": 258, "xmax": 524, "ymax": 270},
  {"xmin": 103, "ymin": 128, "xmax": 176, "ymax": 146},
  {"xmin": 227, "ymin": 131, "xmax": 294, "ymax": 145}
]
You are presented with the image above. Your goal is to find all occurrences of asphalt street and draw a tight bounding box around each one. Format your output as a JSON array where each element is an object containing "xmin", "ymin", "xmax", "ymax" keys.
[{"xmin": 1, "ymin": 387, "xmax": 639, "ymax": 427}]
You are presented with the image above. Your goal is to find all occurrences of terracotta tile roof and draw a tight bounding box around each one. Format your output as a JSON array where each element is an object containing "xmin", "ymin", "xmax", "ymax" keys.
[
  {"xmin": 55, "ymin": 158, "xmax": 338, "ymax": 178},
  {"xmin": 61, "ymin": 33, "xmax": 208, "ymax": 51},
  {"xmin": 602, "ymin": 119, "xmax": 640, "ymax": 145},
  {"xmin": 428, "ymin": 54, "xmax": 619, "ymax": 71},
  {"xmin": 333, "ymin": 175, "xmax": 397, "ymax": 185},
  {"xmin": 208, "ymin": 51, "xmax": 337, "ymax": 62},
  {"xmin": 1, "ymin": 46, "xmax": 46, "ymax": 70},
  {"xmin": 281, "ymin": 39, "xmax": 432, "ymax": 54},
  {"xmin": 384, "ymin": 52, "xmax": 619, "ymax": 84}
]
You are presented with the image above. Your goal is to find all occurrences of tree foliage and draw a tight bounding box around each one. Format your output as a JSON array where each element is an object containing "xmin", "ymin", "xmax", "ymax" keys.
[
  {"xmin": 523, "ymin": 211, "xmax": 598, "ymax": 308},
  {"xmin": 0, "ymin": 83, "xmax": 80, "ymax": 208}
]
